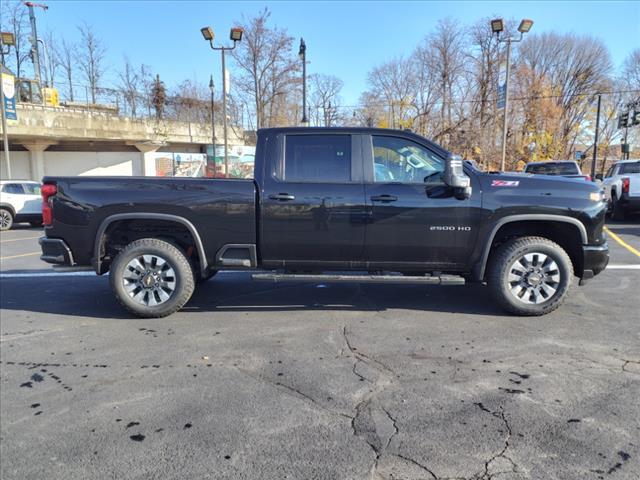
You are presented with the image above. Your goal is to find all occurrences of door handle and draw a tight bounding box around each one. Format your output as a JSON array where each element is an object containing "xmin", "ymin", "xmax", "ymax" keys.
[
  {"xmin": 371, "ymin": 194, "xmax": 398, "ymax": 202},
  {"xmin": 269, "ymin": 193, "xmax": 296, "ymax": 201}
]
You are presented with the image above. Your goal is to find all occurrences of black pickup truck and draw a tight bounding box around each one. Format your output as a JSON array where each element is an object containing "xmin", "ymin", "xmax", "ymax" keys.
[{"xmin": 39, "ymin": 127, "xmax": 609, "ymax": 318}]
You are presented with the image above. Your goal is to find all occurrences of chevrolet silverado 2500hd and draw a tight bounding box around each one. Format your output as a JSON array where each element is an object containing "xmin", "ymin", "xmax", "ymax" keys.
[{"xmin": 39, "ymin": 128, "xmax": 609, "ymax": 317}]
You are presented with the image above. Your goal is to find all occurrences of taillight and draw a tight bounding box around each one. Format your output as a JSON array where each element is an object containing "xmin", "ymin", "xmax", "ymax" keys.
[
  {"xmin": 41, "ymin": 183, "xmax": 57, "ymax": 226},
  {"xmin": 584, "ymin": 175, "xmax": 591, "ymax": 182},
  {"xmin": 622, "ymin": 177, "xmax": 630, "ymax": 193}
]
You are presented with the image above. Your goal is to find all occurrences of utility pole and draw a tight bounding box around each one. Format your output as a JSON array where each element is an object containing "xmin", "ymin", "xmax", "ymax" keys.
[{"xmin": 590, "ymin": 93, "xmax": 601, "ymax": 180}]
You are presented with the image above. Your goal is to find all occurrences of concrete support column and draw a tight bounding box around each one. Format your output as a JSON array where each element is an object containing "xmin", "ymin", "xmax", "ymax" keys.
[
  {"xmin": 130, "ymin": 142, "xmax": 164, "ymax": 176},
  {"xmin": 21, "ymin": 141, "xmax": 56, "ymax": 181}
]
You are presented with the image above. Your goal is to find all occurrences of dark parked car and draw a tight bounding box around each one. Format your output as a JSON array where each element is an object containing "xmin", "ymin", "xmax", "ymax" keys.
[{"xmin": 40, "ymin": 128, "xmax": 609, "ymax": 318}]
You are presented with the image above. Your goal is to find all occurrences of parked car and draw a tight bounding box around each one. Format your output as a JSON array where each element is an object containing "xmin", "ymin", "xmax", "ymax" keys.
[
  {"xmin": 0, "ymin": 180, "xmax": 43, "ymax": 231},
  {"xmin": 39, "ymin": 127, "xmax": 608, "ymax": 318},
  {"xmin": 523, "ymin": 160, "xmax": 591, "ymax": 181},
  {"xmin": 597, "ymin": 159, "xmax": 640, "ymax": 220}
]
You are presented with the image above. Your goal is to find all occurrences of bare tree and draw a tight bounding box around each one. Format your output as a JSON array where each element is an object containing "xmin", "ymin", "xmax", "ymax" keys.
[
  {"xmin": 310, "ymin": 74, "xmax": 343, "ymax": 126},
  {"xmin": 518, "ymin": 32, "xmax": 612, "ymax": 157},
  {"xmin": 54, "ymin": 37, "xmax": 76, "ymax": 101},
  {"xmin": 77, "ymin": 22, "xmax": 107, "ymax": 104},
  {"xmin": 231, "ymin": 8, "xmax": 299, "ymax": 128},
  {"xmin": 0, "ymin": 0, "xmax": 30, "ymax": 79},
  {"xmin": 366, "ymin": 56, "xmax": 415, "ymax": 129},
  {"xmin": 118, "ymin": 56, "xmax": 139, "ymax": 116}
]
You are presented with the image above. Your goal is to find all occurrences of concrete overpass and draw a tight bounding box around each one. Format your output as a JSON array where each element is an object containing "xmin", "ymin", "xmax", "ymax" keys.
[{"xmin": 0, "ymin": 103, "xmax": 244, "ymax": 180}]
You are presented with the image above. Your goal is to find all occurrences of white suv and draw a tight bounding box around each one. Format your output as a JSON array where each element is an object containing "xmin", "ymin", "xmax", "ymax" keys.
[
  {"xmin": 599, "ymin": 160, "xmax": 640, "ymax": 220},
  {"xmin": 0, "ymin": 180, "xmax": 43, "ymax": 230}
]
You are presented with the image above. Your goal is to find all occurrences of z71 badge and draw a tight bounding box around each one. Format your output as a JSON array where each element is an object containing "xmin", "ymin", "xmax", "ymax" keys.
[{"xmin": 491, "ymin": 180, "xmax": 520, "ymax": 187}]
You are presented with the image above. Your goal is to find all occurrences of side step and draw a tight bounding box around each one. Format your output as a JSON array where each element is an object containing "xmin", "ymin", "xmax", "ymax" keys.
[{"xmin": 251, "ymin": 273, "xmax": 465, "ymax": 286}]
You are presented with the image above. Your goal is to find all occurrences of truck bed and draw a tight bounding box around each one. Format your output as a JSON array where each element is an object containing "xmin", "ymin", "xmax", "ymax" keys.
[{"xmin": 42, "ymin": 176, "xmax": 257, "ymax": 269}]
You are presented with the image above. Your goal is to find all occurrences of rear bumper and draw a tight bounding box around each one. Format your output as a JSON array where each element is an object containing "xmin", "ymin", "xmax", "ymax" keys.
[
  {"xmin": 620, "ymin": 193, "xmax": 640, "ymax": 210},
  {"xmin": 580, "ymin": 243, "xmax": 609, "ymax": 284},
  {"xmin": 39, "ymin": 237, "xmax": 74, "ymax": 265}
]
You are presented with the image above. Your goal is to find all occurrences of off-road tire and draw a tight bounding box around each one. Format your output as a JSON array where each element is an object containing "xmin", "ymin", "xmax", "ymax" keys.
[
  {"xmin": 0, "ymin": 208, "xmax": 13, "ymax": 231},
  {"xmin": 487, "ymin": 236, "xmax": 573, "ymax": 316},
  {"xmin": 110, "ymin": 238, "xmax": 195, "ymax": 318}
]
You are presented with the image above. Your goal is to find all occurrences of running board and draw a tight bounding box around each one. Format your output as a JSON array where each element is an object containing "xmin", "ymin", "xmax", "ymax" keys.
[{"xmin": 251, "ymin": 273, "xmax": 465, "ymax": 286}]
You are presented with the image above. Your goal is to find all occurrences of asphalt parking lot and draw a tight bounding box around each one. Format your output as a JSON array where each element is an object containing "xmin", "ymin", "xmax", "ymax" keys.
[{"xmin": 1, "ymin": 218, "xmax": 639, "ymax": 480}]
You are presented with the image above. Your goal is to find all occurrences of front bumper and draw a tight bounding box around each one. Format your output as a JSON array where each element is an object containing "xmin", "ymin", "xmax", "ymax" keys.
[
  {"xmin": 580, "ymin": 242, "xmax": 609, "ymax": 284},
  {"xmin": 39, "ymin": 237, "xmax": 75, "ymax": 265}
]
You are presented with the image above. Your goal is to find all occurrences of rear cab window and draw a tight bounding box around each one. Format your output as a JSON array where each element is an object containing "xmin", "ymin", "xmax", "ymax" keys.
[
  {"xmin": 280, "ymin": 134, "xmax": 352, "ymax": 183},
  {"xmin": 525, "ymin": 162, "xmax": 580, "ymax": 175},
  {"xmin": 619, "ymin": 162, "xmax": 640, "ymax": 175}
]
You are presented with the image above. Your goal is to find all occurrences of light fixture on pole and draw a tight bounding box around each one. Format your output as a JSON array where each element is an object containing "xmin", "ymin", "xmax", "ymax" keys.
[
  {"xmin": 492, "ymin": 18, "xmax": 533, "ymax": 171},
  {"xmin": 299, "ymin": 38, "xmax": 308, "ymax": 126},
  {"xmin": 201, "ymin": 25, "xmax": 243, "ymax": 178}
]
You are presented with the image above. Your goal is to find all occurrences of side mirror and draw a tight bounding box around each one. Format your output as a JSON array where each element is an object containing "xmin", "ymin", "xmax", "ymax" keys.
[
  {"xmin": 595, "ymin": 174, "xmax": 603, "ymax": 181},
  {"xmin": 444, "ymin": 153, "xmax": 472, "ymax": 200}
]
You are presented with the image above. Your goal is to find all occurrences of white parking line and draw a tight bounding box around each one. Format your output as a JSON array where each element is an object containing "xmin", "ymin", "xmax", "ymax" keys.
[{"xmin": 606, "ymin": 264, "xmax": 640, "ymax": 270}]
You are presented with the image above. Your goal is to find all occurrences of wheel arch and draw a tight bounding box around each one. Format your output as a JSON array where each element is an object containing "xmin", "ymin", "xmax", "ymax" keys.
[
  {"xmin": 475, "ymin": 215, "xmax": 587, "ymax": 281},
  {"xmin": 94, "ymin": 213, "xmax": 208, "ymax": 275},
  {"xmin": 0, "ymin": 203, "xmax": 16, "ymax": 217}
]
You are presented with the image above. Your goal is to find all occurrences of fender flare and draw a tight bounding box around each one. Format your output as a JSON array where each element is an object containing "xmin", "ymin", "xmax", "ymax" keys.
[
  {"xmin": 94, "ymin": 213, "xmax": 208, "ymax": 275},
  {"xmin": 475, "ymin": 214, "xmax": 588, "ymax": 280}
]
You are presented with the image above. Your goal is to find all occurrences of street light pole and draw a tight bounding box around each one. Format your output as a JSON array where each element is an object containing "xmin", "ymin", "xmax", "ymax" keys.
[
  {"xmin": 591, "ymin": 93, "xmax": 601, "ymax": 180},
  {"xmin": 299, "ymin": 38, "xmax": 308, "ymax": 126},
  {"xmin": 201, "ymin": 26, "xmax": 243, "ymax": 178},
  {"xmin": 500, "ymin": 39, "xmax": 512, "ymax": 172},
  {"xmin": 0, "ymin": 33, "xmax": 12, "ymax": 179},
  {"xmin": 492, "ymin": 18, "xmax": 533, "ymax": 171}
]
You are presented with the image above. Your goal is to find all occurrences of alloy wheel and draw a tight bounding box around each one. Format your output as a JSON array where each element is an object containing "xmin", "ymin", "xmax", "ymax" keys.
[
  {"xmin": 506, "ymin": 252, "xmax": 561, "ymax": 305},
  {"xmin": 122, "ymin": 254, "xmax": 177, "ymax": 306}
]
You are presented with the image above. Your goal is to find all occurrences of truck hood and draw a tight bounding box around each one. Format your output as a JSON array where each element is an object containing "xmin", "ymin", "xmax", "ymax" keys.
[{"xmin": 480, "ymin": 171, "xmax": 601, "ymax": 195}]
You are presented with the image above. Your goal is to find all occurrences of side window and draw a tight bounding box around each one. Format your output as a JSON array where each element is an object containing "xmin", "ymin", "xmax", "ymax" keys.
[
  {"xmin": 23, "ymin": 183, "xmax": 41, "ymax": 195},
  {"xmin": 372, "ymin": 136, "xmax": 445, "ymax": 184},
  {"xmin": 604, "ymin": 166, "xmax": 614, "ymax": 178},
  {"xmin": 282, "ymin": 134, "xmax": 351, "ymax": 183},
  {"xmin": 2, "ymin": 183, "xmax": 25, "ymax": 194}
]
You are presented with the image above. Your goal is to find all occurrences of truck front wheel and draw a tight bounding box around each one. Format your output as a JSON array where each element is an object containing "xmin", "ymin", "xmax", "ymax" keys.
[
  {"xmin": 487, "ymin": 236, "xmax": 573, "ymax": 316},
  {"xmin": 109, "ymin": 238, "xmax": 195, "ymax": 318}
]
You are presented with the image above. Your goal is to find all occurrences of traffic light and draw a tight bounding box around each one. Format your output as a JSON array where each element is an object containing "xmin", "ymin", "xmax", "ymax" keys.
[
  {"xmin": 632, "ymin": 108, "xmax": 640, "ymax": 127},
  {"xmin": 618, "ymin": 112, "xmax": 629, "ymax": 129}
]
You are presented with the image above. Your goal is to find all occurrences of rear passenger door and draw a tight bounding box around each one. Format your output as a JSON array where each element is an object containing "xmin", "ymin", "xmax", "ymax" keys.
[{"xmin": 260, "ymin": 133, "xmax": 368, "ymax": 268}]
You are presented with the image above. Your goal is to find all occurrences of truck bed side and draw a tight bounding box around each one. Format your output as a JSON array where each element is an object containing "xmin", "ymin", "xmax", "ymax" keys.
[{"xmin": 43, "ymin": 176, "xmax": 257, "ymax": 272}]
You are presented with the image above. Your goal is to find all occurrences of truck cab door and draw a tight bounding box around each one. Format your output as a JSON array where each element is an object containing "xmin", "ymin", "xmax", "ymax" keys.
[
  {"xmin": 260, "ymin": 133, "xmax": 368, "ymax": 269},
  {"xmin": 363, "ymin": 134, "xmax": 481, "ymax": 270}
]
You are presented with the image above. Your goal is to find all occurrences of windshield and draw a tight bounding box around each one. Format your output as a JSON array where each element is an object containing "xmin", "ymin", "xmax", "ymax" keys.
[{"xmin": 525, "ymin": 162, "xmax": 580, "ymax": 175}]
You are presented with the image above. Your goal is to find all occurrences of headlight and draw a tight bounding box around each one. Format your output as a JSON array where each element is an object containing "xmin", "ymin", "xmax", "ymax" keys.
[{"xmin": 589, "ymin": 191, "xmax": 605, "ymax": 202}]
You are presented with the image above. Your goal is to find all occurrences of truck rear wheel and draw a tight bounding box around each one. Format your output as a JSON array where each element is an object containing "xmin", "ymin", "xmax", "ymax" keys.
[
  {"xmin": 487, "ymin": 236, "xmax": 573, "ymax": 316},
  {"xmin": 109, "ymin": 238, "xmax": 195, "ymax": 318}
]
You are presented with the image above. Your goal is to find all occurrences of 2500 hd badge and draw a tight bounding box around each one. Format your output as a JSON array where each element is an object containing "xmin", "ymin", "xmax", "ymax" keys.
[{"xmin": 430, "ymin": 225, "xmax": 472, "ymax": 231}]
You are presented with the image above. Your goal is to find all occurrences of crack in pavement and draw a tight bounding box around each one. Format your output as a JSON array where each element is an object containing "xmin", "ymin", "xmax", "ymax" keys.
[
  {"xmin": 395, "ymin": 453, "xmax": 439, "ymax": 480},
  {"xmin": 235, "ymin": 367, "xmax": 353, "ymax": 421},
  {"xmin": 471, "ymin": 403, "xmax": 517, "ymax": 480}
]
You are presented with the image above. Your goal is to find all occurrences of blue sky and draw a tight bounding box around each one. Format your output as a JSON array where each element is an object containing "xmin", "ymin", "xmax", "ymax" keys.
[{"xmin": 34, "ymin": 0, "xmax": 640, "ymax": 105}]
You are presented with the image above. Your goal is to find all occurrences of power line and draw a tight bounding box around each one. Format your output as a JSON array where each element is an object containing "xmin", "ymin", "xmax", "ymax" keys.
[{"xmin": 335, "ymin": 89, "xmax": 640, "ymax": 110}]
